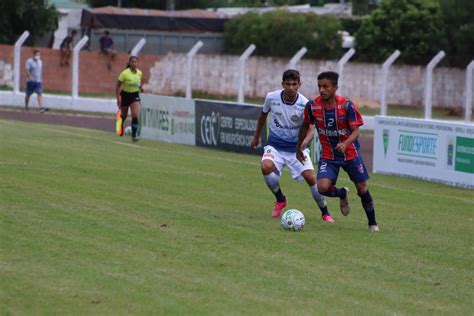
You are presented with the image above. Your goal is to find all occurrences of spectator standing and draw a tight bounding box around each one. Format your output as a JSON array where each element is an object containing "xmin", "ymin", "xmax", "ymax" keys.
[
  {"xmin": 25, "ymin": 50, "xmax": 48, "ymax": 113},
  {"xmin": 60, "ymin": 30, "xmax": 77, "ymax": 66}
]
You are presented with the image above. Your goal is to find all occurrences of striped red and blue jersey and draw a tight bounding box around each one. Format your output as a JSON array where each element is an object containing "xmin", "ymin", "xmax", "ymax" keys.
[{"xmin": 304, "ymin": 95, "xmax": 363, "ymax": 161}]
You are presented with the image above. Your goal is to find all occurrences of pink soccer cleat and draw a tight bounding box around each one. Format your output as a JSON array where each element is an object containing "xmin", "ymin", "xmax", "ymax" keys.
[
  {"xmin": 272, "ymin": 200, "xmax": 288, "ymax": 218},
  {"xmin": 322, "ymin": 214, "xmax": 335, "ymax": 223}
]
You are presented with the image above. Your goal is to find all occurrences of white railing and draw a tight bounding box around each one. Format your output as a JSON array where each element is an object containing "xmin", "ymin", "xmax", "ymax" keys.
[
  {"xmin": 185, "ymin": 41, "xmax": 203, "ymax": 99},
  {"xmin": 423, "ymin": 51, "xmax": 445, "ymax": 119},
  {"xmin": 380, "ymin": 50, "xmax": 401, "ymax": 116},
  {"xmin": 287, "ymin": 47, "xmax": 307, "ymax": 70},
  {"xmin": 237, "ymin": 44, "xmax": 256, "ymax": 103},
  {"xmin": 13, "ymin": 31, "xmax": 30, "ymax": 94},
  {"xmin": 336, "ymin": 48, "xmax": 355, "ymax": 96},
  {"xmin": 465, "ymin": 60, "xmax": 474, "ymax": 123},
  {"xmin": 130, "ymin": 38, "xmax": 146, "ymax": 57},
  {"xmin": 71, "ymin": 36, "xmax": 89, "ymax": 99}
]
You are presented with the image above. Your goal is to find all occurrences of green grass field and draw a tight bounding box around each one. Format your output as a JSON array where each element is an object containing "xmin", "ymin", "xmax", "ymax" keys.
[{"xmin": 1, "ymin": 120, "xmax": 473, "ymax": 314}]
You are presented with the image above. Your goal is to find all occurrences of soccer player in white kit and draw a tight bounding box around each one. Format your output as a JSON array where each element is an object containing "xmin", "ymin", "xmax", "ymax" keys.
[{"xmin": 251, "ymin": 69, "xmax": 334, "ymax": 222}]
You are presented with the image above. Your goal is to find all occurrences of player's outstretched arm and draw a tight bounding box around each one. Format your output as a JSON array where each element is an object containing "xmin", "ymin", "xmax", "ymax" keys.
[
  {"xmin": 301, "ymin": 124, "xmax": 315, "ymax": 149},
  {"xmin": 296, "ymin": 121, "xmax": 310, "ymax": 163}
]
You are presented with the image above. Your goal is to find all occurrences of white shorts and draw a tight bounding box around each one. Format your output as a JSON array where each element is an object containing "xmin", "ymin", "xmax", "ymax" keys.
[{"xmin": 261, "ymin": 145, "xmax": 314, "ymax": 181}]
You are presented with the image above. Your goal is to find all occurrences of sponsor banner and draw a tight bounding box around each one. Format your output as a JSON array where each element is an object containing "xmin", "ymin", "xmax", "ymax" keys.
[
  {"xmin": 140, "ymin": 94, "xmax": 195, "ymax": 145},
  {"xmin": 374, "ymin": 116, "xmax": 474, "ymax": 188},
  {"xmin": 195, "ymin": 100, "xmax": 266, "ymax": 155}
]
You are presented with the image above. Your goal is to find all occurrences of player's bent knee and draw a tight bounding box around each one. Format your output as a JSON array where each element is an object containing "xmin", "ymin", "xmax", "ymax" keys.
[
  {"xmin": 355, "ymin": 182, "xmax": 368, "ymax": 194},
  {"xmin": 301, "ymin": 171, "xmax": 316, "ymax": 186},
  {"xmin": 317, "ymin": 182, "xmax": 331, "ymax": 193},
  {"xmin": 261, "ymin": 160, "xmax": 275, "ymax": 175}
]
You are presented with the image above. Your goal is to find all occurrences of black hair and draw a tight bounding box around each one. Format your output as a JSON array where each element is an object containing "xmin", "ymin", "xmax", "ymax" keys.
[
  {"xmin": 317, "ymin": 71, "xmax": 339, "ymax": 86},
  {"xmin": 104, "ymin": 30, "xmax": 110, "ymax": 35},
  {"xmin": 71, "ymin": 30, "xmax": 77, "ymax": 35},
  {"xmin": 125, "ymin": 55, "xmax": 139, "ymax": 69},
  {"xmin": 282, "ymin": 69, "xmax": 300, "ymax": 82},
  {"xmin": 33, "ymin": 49, "xmax": 40, "ymax": 54}
]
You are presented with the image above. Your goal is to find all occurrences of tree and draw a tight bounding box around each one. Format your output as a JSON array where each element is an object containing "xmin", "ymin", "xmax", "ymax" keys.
[
  {"xmin": 224, "ymin": 11, "xmax": 342, "ymax": 59},
  {"xmin": 0, "ymin": 0, "xmax": 59, "ymax": 45},
  {"xmin": 355, "ymin": 0, "xmax": 446, "ymax": 65},
  {"xmin": 352, "ymin": 0, "xmax": 369, "ymax": 16},
  {"xmin": 438, "ymin": 0, "xmax": 474, "ymax": 67}
]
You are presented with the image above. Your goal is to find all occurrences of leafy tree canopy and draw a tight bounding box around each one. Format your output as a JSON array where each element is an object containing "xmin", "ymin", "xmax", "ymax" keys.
[
  {"xmin": 355, "ymin": 0, "xmax": 446, "ymax": 65},
  {"xmin": 438, "ymin": 0, "xmax": 474, "ymax": 66},
  {"xmin": 0, "ymin": 0, "xmax": 59, "ymax": 45},
  {"xmin": 224, "ymin": 10, "xmax": 342, "ymax": 59}
]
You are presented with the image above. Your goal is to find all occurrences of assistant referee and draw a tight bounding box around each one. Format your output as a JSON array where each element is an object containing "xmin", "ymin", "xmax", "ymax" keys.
[{"xmin": 116, "ymin": 56, "xmax": 142, "ymax": 142}]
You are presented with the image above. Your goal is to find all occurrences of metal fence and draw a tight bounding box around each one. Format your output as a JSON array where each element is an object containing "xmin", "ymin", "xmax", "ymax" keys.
[{"xmin": 86, "ymin": 29, "xmax": 224, "ymax": 55}]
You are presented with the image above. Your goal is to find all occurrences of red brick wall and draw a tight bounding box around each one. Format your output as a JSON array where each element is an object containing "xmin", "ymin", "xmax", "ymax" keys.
[{"xmin": 0, "ymin": 44, "xmax": 159, "ymax": 96}]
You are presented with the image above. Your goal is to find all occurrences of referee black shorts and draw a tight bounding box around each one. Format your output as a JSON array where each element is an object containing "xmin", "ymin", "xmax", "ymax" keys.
[{"xmin": 120, "ymin": 91, "xmax": 140, "ymax": 107}]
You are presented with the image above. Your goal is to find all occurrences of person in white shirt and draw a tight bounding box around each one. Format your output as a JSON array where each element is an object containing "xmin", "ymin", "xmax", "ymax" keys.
[
  {"xmin": 251, "ymin": 69, "xmax": 334, "ymax": 222},
  {"xmin": 25, "ymin": 50, "xmax": 48, "ymax": 112}
]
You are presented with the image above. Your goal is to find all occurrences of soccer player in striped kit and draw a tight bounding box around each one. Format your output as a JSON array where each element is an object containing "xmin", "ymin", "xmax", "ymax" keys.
[
  {"xmin": 296, "ymin": 71, "xmax": 379, "ymax": 232},
  {"xmin": 251, "ymin": 69, "xmax": 334, "ymax": 222}
]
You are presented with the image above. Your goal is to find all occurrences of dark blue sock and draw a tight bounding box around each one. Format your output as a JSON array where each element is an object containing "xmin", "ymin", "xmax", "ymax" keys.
[
  {"xmin": 320, "ymin": 185, "xmax": 347, "ymax": 198},
  {"xmin": 275, "ymin": 189, "xmax": 286, "ymax": 203},
  {"xmin": 359, "ymin": 190, "xmax": 377, "ymax": 226},
  {"xmin": 320, "ymin": 205, "xmax": 330, "ymax": 216},
  {"xmin": 132, "ymin": 118, "xmax": 139, "ymax": 137}
]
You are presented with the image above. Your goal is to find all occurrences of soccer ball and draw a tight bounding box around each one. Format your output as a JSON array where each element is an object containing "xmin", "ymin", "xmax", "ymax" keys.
[
  {"xmin": 124, "ymin": 126, "xmax": 132, "ymax": 135},
  {"xmin": 281, "ymin": 209, "xmax": 305, "ymax": 231}
]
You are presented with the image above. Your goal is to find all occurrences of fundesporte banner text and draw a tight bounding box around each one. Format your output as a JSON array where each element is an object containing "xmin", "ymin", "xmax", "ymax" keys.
[{"xmin": 373, "ymin": 116, "xmax": 473, "ymax": 188}]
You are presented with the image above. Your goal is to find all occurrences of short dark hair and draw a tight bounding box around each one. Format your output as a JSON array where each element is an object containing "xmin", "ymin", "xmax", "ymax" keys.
[
  {"xmin": 317, "ymin": 71, "xmax": 339, "ymax": 86},
  {"xmin": 104, "ymin": 30, "xmax": 110, "ymax": 35},
  {"xmin": 71, "ymin": 30, "xmax": 77, "ymax": 35},
  {"xmin": 33, "ymin": 49, "xmax": 40, "ymax": 54},
  {"xmin": 282, "ymin": 69, "xmax": 300, "ymax": 82}
]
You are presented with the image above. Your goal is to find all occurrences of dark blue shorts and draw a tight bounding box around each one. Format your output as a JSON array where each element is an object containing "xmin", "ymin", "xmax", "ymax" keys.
[
  {"xmin": 26, "ymin": 81, "xmax": 42, "ymax": 96},
  {"xmin": 317, "ymin": 156, "xmax": 369, "ymax": 184}
]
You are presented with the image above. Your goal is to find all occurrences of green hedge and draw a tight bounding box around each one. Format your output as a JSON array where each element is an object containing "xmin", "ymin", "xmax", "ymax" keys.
[{"xmin": 224, "ymin": 11, "xmax": 343, "ymax": 60}]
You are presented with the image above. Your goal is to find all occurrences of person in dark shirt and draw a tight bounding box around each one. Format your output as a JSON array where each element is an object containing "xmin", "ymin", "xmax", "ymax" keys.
[
  {"xmin": 60, "ymin": 30, "xmax": 77, "ymax": 66},
  {"xmin": 99, "ymin": 31, "xmax": 116, "ymax": 70}
]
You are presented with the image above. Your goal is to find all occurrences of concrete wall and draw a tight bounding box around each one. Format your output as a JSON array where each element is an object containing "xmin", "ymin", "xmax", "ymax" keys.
[
  {"xmin": 0, "ymin": 59, "xmax": 13, "ymax": 86},
  {"xmin": 0, "ymin": 43, "xmax": 470, "ymax": 109},
  {"xmin": 145, "ymin": 52, "xmax": 469, "ymax": 109}
]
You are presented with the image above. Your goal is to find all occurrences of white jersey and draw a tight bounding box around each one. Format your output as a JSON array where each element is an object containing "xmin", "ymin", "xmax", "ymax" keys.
[{"xmin": 262, "ymin": 89, "xmax": 308, "ymax": 152}]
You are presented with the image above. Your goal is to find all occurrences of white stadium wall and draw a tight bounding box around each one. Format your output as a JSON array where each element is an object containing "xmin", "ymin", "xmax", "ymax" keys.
[{"xmin": 144, "ymin": 52, "xmax": 468, "ymax": 109}]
